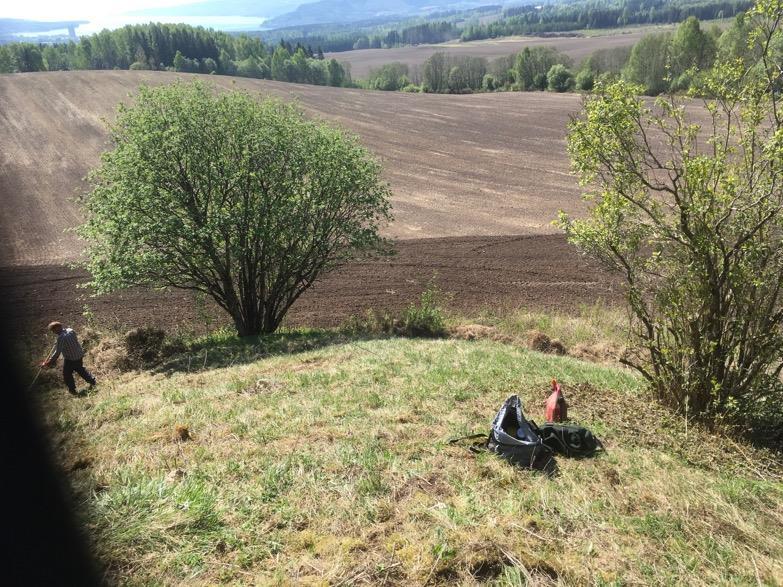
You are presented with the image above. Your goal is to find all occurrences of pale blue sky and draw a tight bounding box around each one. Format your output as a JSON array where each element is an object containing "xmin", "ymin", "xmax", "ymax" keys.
[{"xmin": 3, "ymin": 0, "xmax": 199, "ymax": 20}]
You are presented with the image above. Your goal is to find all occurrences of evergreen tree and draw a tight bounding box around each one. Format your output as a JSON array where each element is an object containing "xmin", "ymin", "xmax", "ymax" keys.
[
  {"xmin": 271, "ymin": 45, "xmax": 291, "ymax": 81},
  {"xmin": 0, "ymin": 45, "xmax": 15, "ymax": 73},
  {"xmin": 218, "ymin": 48, "xmax": 235, "ymax": 74},
  {"xmin": 11, "ymin": 43, "xmax": 45, "ymax": 72},
  {"xmin": 327, "ymin": 58, "xmax": 344, "ymax": 87}
]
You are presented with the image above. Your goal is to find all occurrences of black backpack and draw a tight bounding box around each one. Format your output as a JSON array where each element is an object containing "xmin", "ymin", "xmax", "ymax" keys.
[
  {"xmin": 484, "ymin": 395, "xmax": 554, "ymax": 469},
  {"xmin": 530, "ymin": 421, "xmax": 603, "ymax": 458},
  {"xmin": 449, "ymin": 395, "xmax": 602, "ymax": 468}
]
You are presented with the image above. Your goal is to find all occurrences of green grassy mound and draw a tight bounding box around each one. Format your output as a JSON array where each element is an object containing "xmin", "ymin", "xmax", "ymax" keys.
[{"xmin": 41, "ymin": 336, "xmax": 783, "ymax": 584}]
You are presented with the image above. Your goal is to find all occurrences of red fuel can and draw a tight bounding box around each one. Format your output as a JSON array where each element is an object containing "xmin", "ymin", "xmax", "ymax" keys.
[{"xmin": 545, "ymin": 379, "xmax": 568, "ymax": 422}]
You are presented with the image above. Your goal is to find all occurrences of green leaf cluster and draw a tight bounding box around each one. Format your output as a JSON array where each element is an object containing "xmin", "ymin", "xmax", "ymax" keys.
[
  {"xmin": 80, "ymin": 81, "xmax": 392, "ymax": 336},
  {"xmin": 561, "ymin": 0, "xmax": 783, "ymax": 425}
]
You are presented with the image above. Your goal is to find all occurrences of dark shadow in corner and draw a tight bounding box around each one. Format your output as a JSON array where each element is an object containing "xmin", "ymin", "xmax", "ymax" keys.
[{"xmin": 0, "ymin": 308, "xmax": 101, "ymax": 584}]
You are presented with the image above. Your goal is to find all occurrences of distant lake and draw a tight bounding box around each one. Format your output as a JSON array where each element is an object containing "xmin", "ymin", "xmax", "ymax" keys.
[{"xmin": 12, "ymin": 15, "xmax": 268, "ymax": 38}]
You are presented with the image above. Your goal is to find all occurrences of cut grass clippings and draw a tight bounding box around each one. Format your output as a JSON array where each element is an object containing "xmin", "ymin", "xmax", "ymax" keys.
[
  {"xmin": 450, "ymin": 303, "xmax": 628, "ymax": 364},
  {"xmin": 39, "ymin": 336, "xmax": 783, "ymax": 585}
]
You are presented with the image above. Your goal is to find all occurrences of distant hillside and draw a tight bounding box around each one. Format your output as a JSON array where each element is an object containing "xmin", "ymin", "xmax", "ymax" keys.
[{"xmin": 265, "ymin": 0, "xmax": 492, "ymax": 27}]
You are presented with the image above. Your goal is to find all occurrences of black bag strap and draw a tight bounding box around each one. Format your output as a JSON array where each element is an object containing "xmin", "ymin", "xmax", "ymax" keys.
[
  {"xmin": 448, "ymin": 433, "xmax": 489, "ymax": 454},
  {"xmin": 448, "ymin": 433, "xmax": 488, "ymax": 444},
  {"xmin": 548, "ymin": 432, "xmax": 571, "ymax": 456}
]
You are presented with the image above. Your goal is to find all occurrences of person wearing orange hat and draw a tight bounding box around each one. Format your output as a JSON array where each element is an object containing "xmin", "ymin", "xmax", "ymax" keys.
[{"xmin": 41, "ymin": 322, "xmax": 96, "ymax": 395}]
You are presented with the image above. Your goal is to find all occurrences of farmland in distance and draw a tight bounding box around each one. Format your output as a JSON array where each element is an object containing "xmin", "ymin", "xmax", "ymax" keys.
[{"xmin": 0, "ymin": 70, "xmax": 617, "ymax": 335}]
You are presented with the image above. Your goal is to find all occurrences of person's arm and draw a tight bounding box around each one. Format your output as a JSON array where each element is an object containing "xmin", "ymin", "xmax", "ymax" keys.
[{"xmin": 44, "ymin": 337, "xmax": 62, "ymax": 366}]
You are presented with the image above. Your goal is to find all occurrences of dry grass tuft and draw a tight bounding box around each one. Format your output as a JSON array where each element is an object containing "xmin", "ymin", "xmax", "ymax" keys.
[
  {"xmin": 570, "ymin": 341, "xmax": 624, "ymax": 364},
  {"xmin": 174, "ymin": 425, "xmax": 191, "ymax": 442},
  {"xmin": 450, "ymin": 324, "xmax": 515, "ymax": 344},
  {"xmin": 526, "ymin": 330, "xmax": 567, "ymax": 355},
  {"xmin": 124, "ymin": 327, "xmax": 166, "ymax": 365},
  {"xmin": 166, "ymin": 469, "xmax": 186, "ymax": 483},
  {"xmin": 452, "ymin": 324, "xmax": 568, "ymax": 358},
  {"xmin": 548, "ymin": 339, "xmax": 566, "ymax": 356},
  {"xmin": 89, "ymin": 336, "xmax": 128, "ymax": 374},
  {"xmin": 457, "ymin": 303, "xmax": 627, "ymax": 363}
]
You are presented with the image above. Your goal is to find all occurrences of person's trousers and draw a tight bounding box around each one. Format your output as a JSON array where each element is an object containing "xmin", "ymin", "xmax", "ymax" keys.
[{"xmin": 63, "ymin": 358, "xmax": 95, "ymax": 394}]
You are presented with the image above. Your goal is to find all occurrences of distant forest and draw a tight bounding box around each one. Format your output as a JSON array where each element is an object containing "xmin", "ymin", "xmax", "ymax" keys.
[
  {"xmin": 0, "ymin": 23, "xmax": 351, "ymax": 87},
  {"xmin": 462, "ymin": 0, "xmax": 752, "ymax": 39},
  {"xmin": 256, "ymin": 6, "xmax": 500, "ymax": 52},
  {"xmin": 358, "ymin": 13, "xmax": 766, "ymax": 98},
  {"xmin": 258, "ymin": 0, "xmax": 752, "ymax": 52},
  {"xmin": 279, "ymin": 20, "xmax": 462, "ymax": 53},
  {"xmin": 0, "ymin": 0, "xmax": 755, "ymax": 87}
]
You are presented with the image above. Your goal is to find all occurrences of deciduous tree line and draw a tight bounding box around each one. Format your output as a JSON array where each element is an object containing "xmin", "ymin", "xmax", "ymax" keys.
[
  {"xmin": 361, "ymin": 48, "xmax": 579, "ymax": 94},
  {"xmin": 361, "ymin": 13, "xmax": 776, "ymax": 97},
  {"xmin": 0, "ymin": 23, "xmax": 351, "ymax": 87}
]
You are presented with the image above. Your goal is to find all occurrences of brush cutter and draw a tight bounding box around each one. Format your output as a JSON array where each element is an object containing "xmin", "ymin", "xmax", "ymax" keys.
[
  {"xmin": 27, "ymin": 365, "xmax": 44, "ymax": 393},
  {"xmin": 28, "ymin": 343, "xmax": 56, "ymax": 392}
]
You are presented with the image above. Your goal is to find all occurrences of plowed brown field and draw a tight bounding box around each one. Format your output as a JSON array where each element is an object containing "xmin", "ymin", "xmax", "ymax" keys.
[
  {"xmin": 1, "ymin": 236, "xmax": 618, "ymax": 338},
  {"xmin": 1, "ymin": 70, "xmax": 589, "ymax": 264},
  {"xmin": 0, "ymin": 71, "xmax": 617, "ymax": 336}
]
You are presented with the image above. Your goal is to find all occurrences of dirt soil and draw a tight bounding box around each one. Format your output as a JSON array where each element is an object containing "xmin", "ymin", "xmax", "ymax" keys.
[
  {"xmin": 328, "ymin": 30, "xmax": 652, "ymax": 78},
  {"xmin": 2, "ymin": 235, "xmax": 620, "ymax": 341},
  {"xmin": 0, "ymin": 70, "xmax": 589, "ymax": 265},
  {"xmin": 0, "ymin": 71, "xmax": 620, "ymax": 339}
]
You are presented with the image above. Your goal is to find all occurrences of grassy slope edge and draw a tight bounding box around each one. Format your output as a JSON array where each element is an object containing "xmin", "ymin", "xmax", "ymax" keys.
[{"xmin": 42, "ymin": 336, "xmax": 782, "ymax": 585}]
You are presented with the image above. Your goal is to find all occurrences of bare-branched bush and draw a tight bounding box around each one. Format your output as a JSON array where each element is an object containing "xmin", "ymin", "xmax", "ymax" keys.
[{"xmin": 561, "ymin": 0, "xmax": 783, "ymax": 427}]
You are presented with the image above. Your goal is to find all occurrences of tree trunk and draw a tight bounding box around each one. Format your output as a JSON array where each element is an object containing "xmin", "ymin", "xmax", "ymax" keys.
[{"xmin": 232, "ymin": 304, "xmax": 265, "ymax": 337}]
